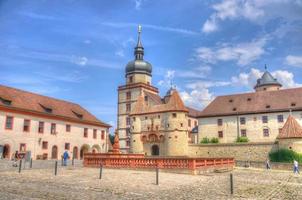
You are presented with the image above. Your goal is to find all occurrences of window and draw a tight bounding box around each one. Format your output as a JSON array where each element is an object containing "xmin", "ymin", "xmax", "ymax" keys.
[
  {"xmin": 93, "ymin": 129, "xmax": 97, "ymax": 139},
  {"xmin": 66, "ymin": 124, "xmax": 71, "ymax": 132},
  {"xmin": 180, "ymin": 123, "xmax": 183, "ymax": 127},
  {"xmin": 156, "ymin": 125, "xmax": 159, "ymax": 131},
  {"xmin": 51, "ymin": 123, "xmax": 56, "ymax": 134},
  {"xmin": 129, "ymin": 76, "xmax": 133, "ymax": 83},
  {"xmin": 241, "ymin": 129, "xmax": 247, "ymax": 137},
  {"xmin": 38, "ymin": 121, "xmax": 44, "ymax": 133},
  {"xmin": 240, "ymin": 117, "xmax": 246, "ymax": 125},
  {"xmin": 263, "ymin": 129, "xmax": 269, "ymax": 137},
  {"xmin": 72, "ymin": 111, "xmax": 83, "ymax": 119},
  {"xmin": 19, "ymin": 143, "xmax": 26, "ymax": 152},
  {"xmin": 126, "ymin": 91, "xmax": 131, "ymax": 100},
  {"xmin": 188, "ymin": 119, "xmax": 191, "ymax": 127},
  {"xmin": 218, "ymin": 131, "xmax": 223, "ymax": 138},
  {"xmin": 229, "ymin": 99, "xmax": 233, "ymax": 103},
  {"xmin": 126, "ymin": 117, "xmax": 131, "ymax": 126},
  {"xmin": 194, "ymin": 121, "xmax": 197, "ymax": 127},
  {"xmin": 217, "ymin": 119, "xmax": 223, "ymax": 126},
  {"xmin": 101, "ymin": 130, "xmax": 105, "ymax": 140},
  {"xmin": 126, "ymin": 128, "xmax": 130, "ymax": 136},
  {"xmin": 133, "ymin": 117, "xmax": 136, "ymax": 122},
  {"xmin": 23, "ymin": 119, "xmax": 30, "ymax": 132},
  {"xmin": 145, "ymin": 116, "xmax": 148, "ymax": 120},
  {"xmin": 262, "ymin": 116, "xmax": 268, "ymax": 123},
  {"xmin": 233, "ymin": 108, "xmax": 237, "ymax": 111},
  {"xmin": 266, "ymin": 105, "xmax": 270, "ymax": 109},
  {"xmin": 172, "ymin": 113, "xmax": 177, "ymax": 118},
  {"xmin": 42, "ymin": 141, "xmax": 48, "ymax": 149},
  {"xmin": 84, "ymin": 128, "xmax": 88, "ymax": 138},
  {"xmin": 65, "ymin": 143, "xmax": 70, "ymax": 150},
  {"xmin": 144, "ymin": 96, "xmax": 148, "ymax": 102},
  {"xmin": 126, "ymin": 103, "xmax": 131, "ymax": 112},
  {"xmin": 158, "ymin": 115, "xmax": 160, "ymax": 119},
  {"xmin": 5, "ymin": 116, "xmax": 13, "ymax": 130},
  {"xmin": 126, "ymin": 140, "xmax": 130, "ymax": 146},
  {"xmin": 277, "ymin": 115, "xmax": 284, "ymax": 123},
  {"xmin": 291, "ymin": 102, "xmax": 296, "ymax": 107}
]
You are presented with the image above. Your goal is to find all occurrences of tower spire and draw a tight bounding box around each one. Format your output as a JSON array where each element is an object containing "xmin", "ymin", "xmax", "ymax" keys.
[{"xmin": 134, "ymin": 24, "xmax": 144, "ymax": 60}]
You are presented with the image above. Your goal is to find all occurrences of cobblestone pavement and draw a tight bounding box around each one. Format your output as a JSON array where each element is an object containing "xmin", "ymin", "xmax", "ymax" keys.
[{"xmin": 0, "ymin": 167, "xmax": 301, "ymax": 200}]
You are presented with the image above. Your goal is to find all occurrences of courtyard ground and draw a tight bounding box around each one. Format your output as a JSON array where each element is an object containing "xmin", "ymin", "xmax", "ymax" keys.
[{"xmin": 0, "ymin": 164, "xmax": 301, "ymax": 200}]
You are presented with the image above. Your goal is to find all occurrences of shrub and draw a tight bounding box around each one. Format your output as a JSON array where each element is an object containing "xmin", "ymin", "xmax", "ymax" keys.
[
  {"xmin": 236, "ymin": 136, "xmax": 249, "ymax": 143},
  {"xmin": 269, "ymin": 148, "xmax": 302, "ymax": 163},
  {"xmin": 200, "ymin": 137, "xmax": 210, "ymax": 144},
  {"xmin": 210, "ymin": 137, "xmax": 219, "ymax": 143},
  {"xmin": 200, "ymin": 137, "xmax": 219, "ymax": 144}
]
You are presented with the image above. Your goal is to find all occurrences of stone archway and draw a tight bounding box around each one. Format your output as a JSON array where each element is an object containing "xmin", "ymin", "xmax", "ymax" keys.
[
  {"xmin": 151, "ymin": 145, "xmax": 159, "ymax": 156},
  {"xmin": 80, "ymin": 144, "xmax": 90, "ymax": 159},
  {"xmin": 73, "ymin": 146, "xmax": 78, "ymax": 159},
  {"xmin": 51, "ymin": 145, "xmax": 58, "ymax": 159},
  {"xmin": 3, "ymin": 144, "xmax": 10, "ymax": 159},
  {"xmin": 92, "ymin": 144, "xmax": 101, "ymax": 153}
]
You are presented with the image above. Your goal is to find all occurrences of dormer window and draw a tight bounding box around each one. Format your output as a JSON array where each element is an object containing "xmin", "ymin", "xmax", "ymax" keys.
[
  {"xmin": 247, "ymin": 98, "xmax": 251, "ymax": 101},
  {"xmin": 0, "ymin": 97, "xmax": 12, "ymax": 106},
  {"xmin": 229, "ymin": 99, "xmax": 233, "ymax": 103},
  {"xmin": 266, "ymin": 105, "xmax": 271, "ymax": 109},
  {"xmin": 233, "ymin": 108, "xmax": 237, "ymax": 111},
  {"xmin": 72, "ymin": 111, "xmax": 83, "ymax": 119},
  {"xmin": 40, "ymin": 104, "xmax": 52, "ymax": 113},
  {"xmin": 291, "ymin": 103, "xmax": 296, "ymax": 107}
]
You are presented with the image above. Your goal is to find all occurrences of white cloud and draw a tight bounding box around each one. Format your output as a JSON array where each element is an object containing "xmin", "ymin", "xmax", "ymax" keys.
[
  {"xmin": 115, "ymin": 50, "xmax": 125, "ymax": 57},
  {"xmin": 101, "ymin": 22, "xmax": 199, "ymax": 36},
  {"xmin": 231, "ymin": 68, "xmax": 301, "ymax": 89},
  {"xmin": 134, "ymin": 0, "xmax": 144, "ymax": 10},
  {"xmin": 202, "ymin": 0, "xmax": 302, "ymax": 33},
  {"xmin": 84, "ymin": 39, "xmax": 91, "ymax": 44},
  {"xmin": 180, "ymin": 88, "xmax": 214, "ymax": 109},
  {"xmin": 196, "ymin": 37, "xmax": 267, "ymax": 66},
  {"xmin": 202, "ymin": 16, "xmax": 218, "ymax": 33},
  {"xmin": 71, "ymin": 56, "xmax": 88, "ymax": 66},
  {"xmin": 158, "ymin": 70, "xmax": 175, "ymax": 87},
  {"xmin": 285, "ymin": 55, "xmax": 302, "ymax": 67}
]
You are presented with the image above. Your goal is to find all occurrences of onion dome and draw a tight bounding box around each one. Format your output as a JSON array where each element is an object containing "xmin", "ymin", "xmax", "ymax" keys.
[{"xmin": 125, "ymin": 25, "xmax": 152, "ymax": 76}]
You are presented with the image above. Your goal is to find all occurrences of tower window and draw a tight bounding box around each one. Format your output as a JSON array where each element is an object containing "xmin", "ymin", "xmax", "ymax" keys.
[
  {"xmin": 188, "ymin": 119, "xmax": 191, "ymax": 127},
  {"xmin": 126, "ymin": 104, "xmax": 131, "ymax": 112},
  {"xmin": 144, "ymin": 96, "xmax": 148, "ymax": 101},
  {"xmin": 126, "ymin": 91, "xmax": 131, "ymax": 100},
  {"xmin": 129, "ymin": 76, "xmax": 133, "ymax": 83},
  {"xmin": 240, "ymin": 117, "xmax": 246, "ymax": 125},
  {"xmin": 172, "ymin": 113, "xmax": 177, "ymax": 118},
  {"xmin": 126, "ymin": 117, "xmax": 131, "ymax": 126}
]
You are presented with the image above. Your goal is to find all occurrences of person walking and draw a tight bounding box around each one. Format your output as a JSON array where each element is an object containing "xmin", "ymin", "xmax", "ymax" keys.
[
  {"xmin": 294, "ymin": 160, "xmax": 299, "ymax": 174},
  {"xmin": 63, "ymin": 151, "xmax": 69, "ymax": 166},
  {"xmin": 13, "ymin": 150, "xmax": 19, "ymax": 167},
  {"xmin": 266, "ymin": 159, "xmax": 271, "ymax": 170}
]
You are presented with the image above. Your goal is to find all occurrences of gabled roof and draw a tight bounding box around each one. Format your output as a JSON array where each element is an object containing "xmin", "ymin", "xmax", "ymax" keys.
[
  {"xmin": 0, "ymin": 85, "xmax": 110, "ymax": 127},
  {"xmin": 198, "ymin": 87, "xmax": 302, "ymax": 118},
  {"xmin": 278, "ymin": 115, "xmax": 302, "ymax": 139},
  {"xmin": 130, "ymin": 90, "xmax": 188, "ymax": 115}
]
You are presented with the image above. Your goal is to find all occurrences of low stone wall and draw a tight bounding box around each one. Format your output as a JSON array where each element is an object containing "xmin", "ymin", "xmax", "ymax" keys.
[
  {"xmin": 188, "ymin": 142, "xmax": 278, "ymax": 162},
  {"xmin": 236, "ymin": 160, "xmax": 293, "ymax": 171}
]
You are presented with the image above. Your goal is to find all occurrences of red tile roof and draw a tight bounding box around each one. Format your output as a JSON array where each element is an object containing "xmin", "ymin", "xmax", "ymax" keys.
[
  {"xmin": 198, "ymin": 87, "xmax": 302, "ymax": 118},
  {"xmin": 130, "ymin": 90, "xmax": 189, "ymax": 115},
  {"xmin": 278, "ymin": 115, "xmax": 302, "ymax": 139},
  {"xmin": 0, "ymin": 85, "xmax": 110, "ymax": 127}
]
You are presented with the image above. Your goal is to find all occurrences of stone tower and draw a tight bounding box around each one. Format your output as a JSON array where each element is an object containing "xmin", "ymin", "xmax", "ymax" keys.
[
  {"xmin": 130, "ymin": 89, "xmax": 189, "ymax": 156},
  {"xmin": 254, "ymin": 66, "xmax": 282, "ymax": 92},
  {"xmin": 117, "ymin": 26, "xmax": 159, "ymax": 152}
]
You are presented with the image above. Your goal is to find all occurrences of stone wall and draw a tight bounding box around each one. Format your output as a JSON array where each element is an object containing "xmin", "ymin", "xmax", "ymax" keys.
[{"xmin": 188, "ymin": 142, "xmax": 278, "ymax": 162}]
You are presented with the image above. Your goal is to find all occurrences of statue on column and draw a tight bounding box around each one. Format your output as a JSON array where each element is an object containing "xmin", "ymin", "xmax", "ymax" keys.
[{"xmin": 112, "ymin": 129, "xmax": 120, "ymax": 154}]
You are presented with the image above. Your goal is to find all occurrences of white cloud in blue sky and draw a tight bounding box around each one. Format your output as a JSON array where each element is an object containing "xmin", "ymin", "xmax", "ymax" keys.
[{"xmin": 0, "ymin": 0, "xmax": 302, "ymax": 129}]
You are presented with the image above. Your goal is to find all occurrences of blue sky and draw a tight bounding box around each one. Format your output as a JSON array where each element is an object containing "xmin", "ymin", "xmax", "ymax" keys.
[{"xmin": 1, "ymin": 0, "xmax": 302, "ymax": 130}]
